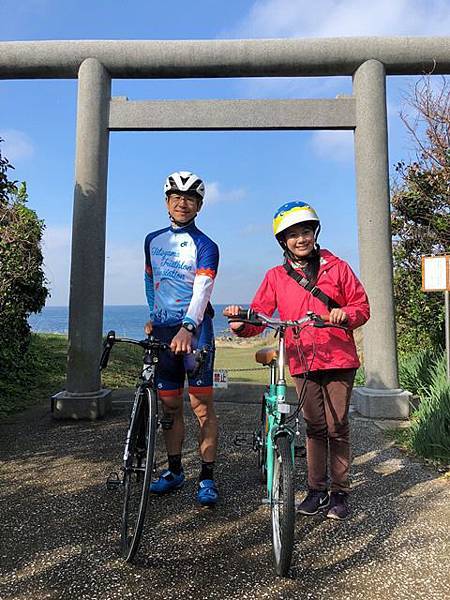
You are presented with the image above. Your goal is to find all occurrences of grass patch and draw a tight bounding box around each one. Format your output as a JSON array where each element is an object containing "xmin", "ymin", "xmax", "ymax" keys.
[
  {"xmin": 101, "ymin": 342, "xmax": 143, "ymax": 389},
  {"xmin": 0, "ymin": 331, "xmax": 366, "ymax": 417},
  {"xmin": 0, "ymin": 333, "xmax": 287, "ymax": 417},
  {"xmin": 0, "ymin": 333, "xmax": 67, "ymax": 418},
  {"xmin": 394, "ymin": 349, "xmax": 450, "ymax": 465},
  {"xmin": 215, "ymin": 333, "xmax": 302, "ymax": 386},
  {"xmin": 0, "ymin": 334, "xmax": 147, "ymax": 418}
]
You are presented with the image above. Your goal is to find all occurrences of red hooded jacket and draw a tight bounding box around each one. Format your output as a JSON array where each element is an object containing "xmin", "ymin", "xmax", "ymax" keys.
[{"xmin": 238, "ymin": 249, "xmax": 370, "ymax": 376}]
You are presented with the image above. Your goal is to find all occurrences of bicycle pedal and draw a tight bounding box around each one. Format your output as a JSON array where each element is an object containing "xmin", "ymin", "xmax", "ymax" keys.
[{"xmin": 106, "ymin": 471, "xmax": 123, "ymax": 490}]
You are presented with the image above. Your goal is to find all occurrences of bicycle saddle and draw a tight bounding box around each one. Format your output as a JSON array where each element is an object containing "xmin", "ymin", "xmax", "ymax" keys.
[{"xmin": 255, "ymin": 347, "xmax": 278, "ymax": 366}]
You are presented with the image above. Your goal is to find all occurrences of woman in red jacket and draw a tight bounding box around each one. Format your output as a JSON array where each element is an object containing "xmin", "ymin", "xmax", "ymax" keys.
[{"xmin": 225, "ymin": 201, "xmax": 370, "ymax": 520}]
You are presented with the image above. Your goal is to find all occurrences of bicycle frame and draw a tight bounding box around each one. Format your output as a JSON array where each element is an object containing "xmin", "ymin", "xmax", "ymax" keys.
[
  {"xmin": 122, "ymin": 358, "xmax": 156, "ymax": 465},
  {"xmin": 226, "ymin": 307, "xmax": 345, "ymax": 576},
  {"xmin": 263, "ymin": 324, "xmax": 296, "ymax": 502},
  {"xmin": 103, "ymin": 332, "xmax": 210, "ymax": 483}
]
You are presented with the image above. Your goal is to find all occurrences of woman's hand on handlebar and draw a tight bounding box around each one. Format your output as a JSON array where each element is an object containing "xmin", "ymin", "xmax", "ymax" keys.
[
  {"xmin": 223, "ymin": 305, "xmax": 245, "ymax": 332},
  {"xmin": 328, "ymin": 308, "xmax": 348, "ymax": 325},
  {"xmin": 144, "ymin": 320, "xmax": 153, "ymax": 335}
]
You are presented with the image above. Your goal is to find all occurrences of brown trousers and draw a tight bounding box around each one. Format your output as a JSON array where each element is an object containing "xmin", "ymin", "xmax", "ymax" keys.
[{"xmin": 294, "ymin": 368, "xmax": 356, "ymax": 493}]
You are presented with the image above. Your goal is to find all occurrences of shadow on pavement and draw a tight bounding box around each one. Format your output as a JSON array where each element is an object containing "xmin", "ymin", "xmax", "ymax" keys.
[{"xmin": 0, "ymin": 397, "xmax": 448, "ymax": 600}]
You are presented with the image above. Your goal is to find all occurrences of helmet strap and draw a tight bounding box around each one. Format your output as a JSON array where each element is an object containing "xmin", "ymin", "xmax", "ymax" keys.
[{"xmin": 168, "ymin": 212, "xmax": 197, "ymax": 228}]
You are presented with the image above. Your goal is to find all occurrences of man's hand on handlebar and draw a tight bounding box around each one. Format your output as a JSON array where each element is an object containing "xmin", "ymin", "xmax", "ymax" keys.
[
  {"xmin": 171, "ymin": 327, "xmax": 193, "ymax": 354},
  {"xmin": 144, "ymin": 320, "xmax": 194, "ymax": 353},
  {"xmin": 223, "ymin": 305, "xmax": 245, "ymax": 332}
]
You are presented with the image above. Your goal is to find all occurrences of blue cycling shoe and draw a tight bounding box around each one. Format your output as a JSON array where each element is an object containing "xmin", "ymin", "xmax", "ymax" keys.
[
  {"xmin": 197, "ymin": 479, "xmax": 219, "ymax": 506},
  {"xmin": 150, "ymin": 469, "xmax": 185, "ymax": 494}
]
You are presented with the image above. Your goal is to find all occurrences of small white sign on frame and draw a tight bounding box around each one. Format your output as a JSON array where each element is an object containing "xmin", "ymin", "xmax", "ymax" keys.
[
  {"xmin": 213, "ymin": 369, "xmax": 228, "ymax": 388},
  {"xmin": 422, "ymin": 255, "xmax": 450, "ymax": 292}
]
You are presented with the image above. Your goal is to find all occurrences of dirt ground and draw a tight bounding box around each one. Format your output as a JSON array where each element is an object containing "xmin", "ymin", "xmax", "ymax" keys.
[{"xmin": 0, "ymin": 394, "xmax": 449, "ymax": 600}]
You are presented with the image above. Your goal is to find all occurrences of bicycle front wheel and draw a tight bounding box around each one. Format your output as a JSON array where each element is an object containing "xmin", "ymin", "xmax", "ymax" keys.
[
  {"xmin": 121, "ymin": 387, "xmax": 157, "ymax": 562},
  {"xmin": 271, "ymin": 434, "xmax": 295, "ymax": 577},
  {"xmin": 256, "ymin": 398, "xmax": 268, "ymax": 483}
]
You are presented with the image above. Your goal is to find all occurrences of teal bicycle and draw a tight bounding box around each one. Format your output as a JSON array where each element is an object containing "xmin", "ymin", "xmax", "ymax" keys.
[{"xmin": 225, "ymin": 308, "xmax": 332, "ymax": 577}]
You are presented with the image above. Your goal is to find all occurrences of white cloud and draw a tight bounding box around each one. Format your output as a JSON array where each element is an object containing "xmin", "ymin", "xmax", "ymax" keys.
[
  {"xmin": 224, "ymin": 1, "xmax": 450, "ymax": 101},
  {"xmin": 205, "ymin": 181, "xmax": 247, "ymax": 205},
  {"xmin": 229, "ymin": 0, "xmax": 450, "ymax": 38},
  {"xmin": 0, "ymin": 129, "xmax": 35, "ymax": 162},
  {"xmin": 310, "ymin": 130, "xmax": 354, "ymax": 163}
]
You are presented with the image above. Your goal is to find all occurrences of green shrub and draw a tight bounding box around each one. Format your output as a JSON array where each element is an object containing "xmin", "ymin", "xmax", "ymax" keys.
[
  {"xmin": 409, "ymin": 353, "xmax": 450, "ymax": 462},
  {"xmin": 399, "ymin": 349, "xmax": 450, "ymax": 462},
  {"xmin": 354, "ymin": 367, "xmax": 365, "ymax": 387},
  {"xmin": 391, "ymin": 77, "xmax": 448, "ymax": 354},
  {"xmin": 0, "ymin": 140, "xmax": 48, "ymax": 398},
  {"xmin": 398, "ymin": 347, "xmax": 441, "ymax": 397}
]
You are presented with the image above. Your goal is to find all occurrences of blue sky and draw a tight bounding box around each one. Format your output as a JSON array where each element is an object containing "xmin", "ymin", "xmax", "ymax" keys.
[{"xmin": 1, "ymin": 0, "xmax": 449, "ymax": 306}]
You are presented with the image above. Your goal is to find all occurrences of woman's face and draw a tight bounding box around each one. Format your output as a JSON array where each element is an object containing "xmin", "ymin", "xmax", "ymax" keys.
[{"xmin": 284, "ymin": 223, "xmax": 315, "ymax": 259}]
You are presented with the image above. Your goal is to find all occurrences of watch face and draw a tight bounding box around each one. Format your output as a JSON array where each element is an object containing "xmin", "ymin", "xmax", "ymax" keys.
[{"xmin": 183, "ymin": 323, "xmax": 195, "ymax": 333}]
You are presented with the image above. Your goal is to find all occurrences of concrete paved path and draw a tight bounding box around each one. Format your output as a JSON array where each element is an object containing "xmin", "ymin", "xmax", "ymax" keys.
[{"xmin": 0, "ymin": 393, "xmax": 449, "ymax": 600}]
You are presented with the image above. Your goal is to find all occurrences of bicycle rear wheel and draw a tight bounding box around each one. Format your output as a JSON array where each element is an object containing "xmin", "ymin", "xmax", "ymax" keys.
[
  {"xmin": 121, "ymin": 387, "xmax": 157, "ymax": 562},
  {"xmin": 271, "ymin": 434, "xmax": 295, "ymax": 577}
]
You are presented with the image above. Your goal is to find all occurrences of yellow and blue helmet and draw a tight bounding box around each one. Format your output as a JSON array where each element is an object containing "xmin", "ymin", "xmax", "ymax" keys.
[{"xmin": 273, "ymin": 201, "xmax": 320, "ymax": 240}]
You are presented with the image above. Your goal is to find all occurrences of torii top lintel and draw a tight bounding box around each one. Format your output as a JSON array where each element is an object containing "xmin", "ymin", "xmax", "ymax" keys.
[{"xmin": 0, "ymin": 37, "xmax": 450, "ymax": 79}]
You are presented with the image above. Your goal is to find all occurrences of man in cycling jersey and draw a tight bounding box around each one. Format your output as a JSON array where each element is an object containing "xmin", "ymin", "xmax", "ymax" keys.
[{"xmin": 144, "ymin": 171, "xmax": 219, "ymax": 506}]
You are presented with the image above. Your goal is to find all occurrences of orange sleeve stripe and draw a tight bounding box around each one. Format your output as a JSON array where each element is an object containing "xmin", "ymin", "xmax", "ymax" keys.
[
  {"xmin": 195, "ymin": 268, "xmax": 216, "ymax": 278},
  {"xmin": 158, "ymin": 388, "xmax": 183, "ymax": 398},
  {"xmin": 188, "ymin": 386, "xmax": 213, "ymax": 396}
]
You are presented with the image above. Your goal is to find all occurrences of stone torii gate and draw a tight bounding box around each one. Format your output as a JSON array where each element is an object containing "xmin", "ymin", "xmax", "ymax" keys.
[{"xmin": 1, "ymin": 37, "xmax": 449, "ymax": 419}]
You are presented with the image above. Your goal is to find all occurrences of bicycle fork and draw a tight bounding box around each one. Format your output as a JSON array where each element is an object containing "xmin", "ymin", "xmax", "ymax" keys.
[{"xmin": 263, "ymin": 390, "xmax": 295, "ymax": 505}]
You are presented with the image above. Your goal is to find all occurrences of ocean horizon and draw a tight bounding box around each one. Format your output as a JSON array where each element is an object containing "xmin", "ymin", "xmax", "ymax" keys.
[{"xmin": 28, "ymin": 304, "xmax": 240, "ymax": 340}]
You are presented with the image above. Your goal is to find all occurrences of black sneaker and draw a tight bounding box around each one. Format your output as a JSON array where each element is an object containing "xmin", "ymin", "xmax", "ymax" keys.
[
  {"xmin": 296, "ymin": 489, "xmax": 330, "ymax": 515},
  {"xmin": 327, "ymin": 492, "xmax": 350, "ymax": 520}
]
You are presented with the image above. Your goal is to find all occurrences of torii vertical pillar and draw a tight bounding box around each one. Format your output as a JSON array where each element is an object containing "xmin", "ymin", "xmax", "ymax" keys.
[
  {"xmin": 52, "ymin": 58, "xmax": 112, "ymax": 419},
  {"xmin": 352, "ymin": 59, "xmax": 411, "ymax": 418}
]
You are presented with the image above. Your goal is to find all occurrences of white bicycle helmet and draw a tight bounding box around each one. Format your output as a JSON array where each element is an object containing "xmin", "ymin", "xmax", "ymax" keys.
[{"xmin": 164, "ymin": 171, "xmax": 205, "ymax": 206}]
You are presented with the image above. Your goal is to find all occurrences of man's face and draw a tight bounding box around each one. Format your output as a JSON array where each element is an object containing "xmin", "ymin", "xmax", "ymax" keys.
[{"xmin": 166, "ymin": 193, "xmax": 200, "ymax": 224}]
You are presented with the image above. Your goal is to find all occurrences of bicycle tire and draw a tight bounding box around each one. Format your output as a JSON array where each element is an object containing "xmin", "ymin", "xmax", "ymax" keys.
[
  {"xmin": 121, "ymin": 387, "xmax": 158, "ymax": 562},
  {"xmin": 271, "ymin": 434, "xmax": 295, "ymax": 577}
]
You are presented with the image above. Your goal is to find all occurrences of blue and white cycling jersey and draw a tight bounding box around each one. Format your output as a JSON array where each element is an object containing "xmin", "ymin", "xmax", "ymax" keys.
[{"xmin": 144, "ymin": 222, "xmax": 219, "ymax": 327}]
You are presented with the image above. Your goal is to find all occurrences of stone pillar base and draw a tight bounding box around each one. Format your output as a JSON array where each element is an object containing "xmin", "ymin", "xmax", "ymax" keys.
[
  {"xmin": 352, "ymin": 386, "xmax": 412, "ymax": 420},
  {"xmin": 51, "ymin": 389, "xmax": 112, "ymax": 420}
]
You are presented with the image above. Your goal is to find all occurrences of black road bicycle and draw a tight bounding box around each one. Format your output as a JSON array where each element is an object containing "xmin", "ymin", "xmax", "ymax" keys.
[{"xmin": 100, "ymin": 330, "xmax": 208, "ymax": 562}]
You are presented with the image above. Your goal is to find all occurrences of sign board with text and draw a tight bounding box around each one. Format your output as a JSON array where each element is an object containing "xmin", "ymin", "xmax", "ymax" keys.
[
  {"xmin": 213, "ymin": 369, "xmax": 228, "ymax": 388},
  {"xmin": 422, "ymin": 255, "xmax": 450, "ymax": 292}
]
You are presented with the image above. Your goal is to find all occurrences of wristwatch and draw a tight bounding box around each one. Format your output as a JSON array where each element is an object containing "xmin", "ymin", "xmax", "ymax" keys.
[{"xmin": 181, "ymin": 322, "xmax": 196, "ymax": 335}]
